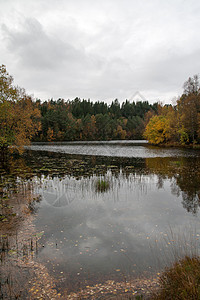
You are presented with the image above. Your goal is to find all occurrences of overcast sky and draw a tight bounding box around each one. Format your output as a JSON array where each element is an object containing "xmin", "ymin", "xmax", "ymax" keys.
[{"xmin": 1, "ymin": 0, "xmax": 200, "ymax": 104}]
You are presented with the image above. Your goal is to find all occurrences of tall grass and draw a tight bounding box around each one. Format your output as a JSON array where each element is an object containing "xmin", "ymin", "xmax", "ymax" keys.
[
  {"xmin": 151, "ymin": 226, "xmax": 200, "ymax": 299},
  {"xmin": 152, "ymin": 256, "xmax": 200, "ymax": 299}
]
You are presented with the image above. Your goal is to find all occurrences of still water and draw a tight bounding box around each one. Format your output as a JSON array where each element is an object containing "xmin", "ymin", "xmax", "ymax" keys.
[{"xmin": 26, "ymin": 141, "xmax": 200, "ymax": 291}]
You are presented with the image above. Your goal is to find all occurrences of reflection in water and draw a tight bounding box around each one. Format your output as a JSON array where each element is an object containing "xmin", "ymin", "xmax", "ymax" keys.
[
  {"xmin": 1, "ymin": 146, "xmax": 200, "ymax": 295},
  {"xmin": 23, "ymin": 150, "xmax": 200, "ymax": 292},
  {"xmin": 0, "ymin": 158, "xmax": 42, "ymax": 299},
  {"xmin": 145, "ymin": 157, "xmax": 200, "ymax": 214},
  {"xmin": 25, "ymin": 151, "xmax": 200, "ymax": 215}
]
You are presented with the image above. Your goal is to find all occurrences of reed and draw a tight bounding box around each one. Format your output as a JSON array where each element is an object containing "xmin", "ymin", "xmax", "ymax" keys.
[{"xmin": 96, "ymin": 178, "xmax": 110, "ymax": 192}]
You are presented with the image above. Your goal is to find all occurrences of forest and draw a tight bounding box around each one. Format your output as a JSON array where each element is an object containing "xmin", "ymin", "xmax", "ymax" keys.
[
  {"xmin": 35, "ymin": 97, "xmax": 158, "ymax": 142},
  {"xmin": 1, "ymin": 64, "xmax": 200, "ymax": 162}
]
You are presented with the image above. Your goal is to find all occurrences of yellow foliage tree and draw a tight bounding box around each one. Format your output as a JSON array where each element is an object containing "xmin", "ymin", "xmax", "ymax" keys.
[
  {"xmin": 0, "ymin": 65, "xmax": 41, "ymax": 162},
  {"xmin": 144, "ymin": 115, "xmax": 172, "ymax": 144}
]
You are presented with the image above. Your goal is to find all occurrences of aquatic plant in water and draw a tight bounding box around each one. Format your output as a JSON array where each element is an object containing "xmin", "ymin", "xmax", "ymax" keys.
[{"xmin": 95, "ymin": 178, "xmax": 110, "ymax": 192}]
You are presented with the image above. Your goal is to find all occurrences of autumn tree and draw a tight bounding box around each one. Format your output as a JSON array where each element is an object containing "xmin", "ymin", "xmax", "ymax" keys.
[
  {"xmin": 144, "ymin": 115, "xmax": 172, "ymax": 144},
  {"xmin": 0, "ymin": 65, "xmax": 41, "ymax": 163},
  {"xmin": 114, "ymin": 125, "xmax": 126, "ymax": 139},
  {"xmin": 177, "ymin": 76, "xmax": 200, "ymax": 143},
  {"xmin": 144, "ymin": 75, "xmax": 200, "ymax": 146}
]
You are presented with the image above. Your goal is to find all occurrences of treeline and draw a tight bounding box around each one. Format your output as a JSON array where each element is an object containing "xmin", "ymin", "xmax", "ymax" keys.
[
  {"xmin": 2, "ymin": 63, "xmax": 200, "ymax": 151},
  {"xmin": 34, "ymin": 98, "xmax": 158, "ymax": 141},
  {"xmin": 144, "ymin": 75, "xmax": 200, "ymax": 146}
]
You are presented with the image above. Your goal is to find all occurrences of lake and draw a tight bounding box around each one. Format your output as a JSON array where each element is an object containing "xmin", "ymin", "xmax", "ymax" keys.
[{"xmin": 1, "ymin": 140, "xmax": 200, "ymax": 298}]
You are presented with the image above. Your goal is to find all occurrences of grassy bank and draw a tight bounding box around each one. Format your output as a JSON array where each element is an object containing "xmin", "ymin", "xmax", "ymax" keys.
[
  {"xmin": 151, "ymin": 255, "xmax": 200, "ymax": 300},
  {"xmin": 114, "ymin": 255, "xmax": 200, "ymax": 299}
]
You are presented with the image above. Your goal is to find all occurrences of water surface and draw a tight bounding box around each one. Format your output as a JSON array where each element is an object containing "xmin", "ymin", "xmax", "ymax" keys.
[
  {"xmin": 29, "ymin": 140, "xmax": 200, "ymax": 158},
  {"xmin": 25, "ymin": 141, "xmax": 200, "ymax": 292}
]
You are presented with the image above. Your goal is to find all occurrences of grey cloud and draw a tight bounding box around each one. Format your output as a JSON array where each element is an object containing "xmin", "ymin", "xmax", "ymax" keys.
[
  {"xmin": 1, "ymin": 17, "xmax": 106, "ymax": 99},
  {"xmin": 142, "ymin": 48, "xmax": 200, "ymax": 94},
  {"xmin": 2, "ymin": 18, "xmax": 81, "ymax": 70},
  {"xmin": 1, "ymin": 0, "xmax": 200, "ymax": 103}
]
